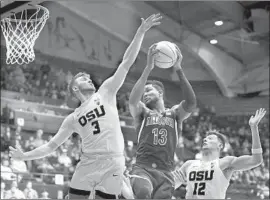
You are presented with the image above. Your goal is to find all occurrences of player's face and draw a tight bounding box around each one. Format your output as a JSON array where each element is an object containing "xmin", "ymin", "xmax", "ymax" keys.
[
  {"xmin": 74, "ymin": 74, "xmax": 96, "ymax": 93},
  {"xmin": 202, "ymin": 135, "xmax": 221, "ymax": 151},
  {"xmin": 143, "ymin": 85, "xmax": 160, "ymax": 106}
]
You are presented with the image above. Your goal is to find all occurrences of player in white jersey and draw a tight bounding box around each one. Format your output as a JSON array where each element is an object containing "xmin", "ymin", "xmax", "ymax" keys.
[
  {"xmin": 9, "ymin": 14, "xmax": 162, "ymax": 199},
  {"xmin": 173, "ymin": 108, "xmax": 266, "ymax": 199}
]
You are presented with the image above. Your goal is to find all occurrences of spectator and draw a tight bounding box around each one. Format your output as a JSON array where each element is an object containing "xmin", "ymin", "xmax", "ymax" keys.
[
  {"xmin": 1, "ymin": 127, "xmax": 10, "ymax": 152},
  {"xmin": 13, "ymin": 65, "xmax": 26, "ymax": 86},
  {"xmin": 24, "ymin": 181, "xmax": 39, "ymax": 199},
  {"xmin": 1, "ymin": 159, "xmax": 16, "ymax": 181},
  {"xmin": 32, "ymin": 129, "xmax": 45, "ymax": 148},
  {"xmin": 58, "ymin": 149, "xmax": 72, "ymax": 168},
  {"xmin": 24, "ymin": 136, "xmax": 35, "ymax": 151},
  {"xmin": 15, "ymin": 126, "xmax": 22, "ymax": 135},
  {"xmin": 40, "ymin": 61, "xmax": 51, "ymax": 77},
  {"xmin": 40, "ymin": 191, "xmax": 50, "ymax": 199},
  {"xmin": 10, "ymin": 159, "xmax": 28, "ymax": 182},
  {"xmin": 65, "ymin": 71, "xmax": 73, "ymax": 85},
  {"xmin": 1, "ymin": 182, "xmax": 7, "ymax": 199},
  {"xmin": 257, "ymin": 180, "xmax": 270, "ymax": 199},
  {"xmin": 34, "ymin": 158, "xmax": 54, "ymax": 174},
  {"xmin": 5, "ymin": 181, "xmax": 26, "ymax": 199}
]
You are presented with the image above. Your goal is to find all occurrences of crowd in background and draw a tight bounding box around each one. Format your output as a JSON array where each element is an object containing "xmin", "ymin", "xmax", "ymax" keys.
[
  {"xmin": 1, "ymin": 61, "xmax": 269, "ymax": 199},
  {"xmin": 1, "ymin": 60, "xmax": 130, "ymax": 116}
]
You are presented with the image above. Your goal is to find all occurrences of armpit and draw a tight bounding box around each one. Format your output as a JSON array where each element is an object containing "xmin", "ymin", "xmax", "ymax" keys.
[{"xmin": 222, "ymin": 167, "xmax": 234, "ymax": 180}]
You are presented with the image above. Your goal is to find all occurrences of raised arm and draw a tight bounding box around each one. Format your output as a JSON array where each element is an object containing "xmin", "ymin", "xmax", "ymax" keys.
[
  {"xmin": 172, "ymin": 45, "xmax": 197, "ymax": 122},
  {"xmin": 9, "ymin": 115, "xmax": 74, "ymax": 161},
  {"xmin": 221, "ymin": 108, "xmax": 266, "ymax": 171},
  {"xmin": 99, "ymin": 14, "xmax": 162, "ymax": 96},
  {"xmin": 129, "ymin": 44, "xmax": 158, "ymax": 119}
]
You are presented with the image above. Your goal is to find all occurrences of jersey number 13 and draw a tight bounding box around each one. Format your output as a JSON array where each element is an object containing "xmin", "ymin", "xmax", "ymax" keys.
[{"xmin": 152, "ymin": 128, "xmax": 168, "ymax": 145}]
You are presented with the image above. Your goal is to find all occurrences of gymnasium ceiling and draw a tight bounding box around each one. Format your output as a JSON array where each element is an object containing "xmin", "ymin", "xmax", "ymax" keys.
[
  {"xmin": 1, "ymin": 1, "xmax": 269, "ymax": 90},
  {"xmin": 2, "ymin": 1, "xmax": 269, "ymax": 66},
  {"xmin": 146, "ymin": 1, "xmax": 269, "ymax": 65}
]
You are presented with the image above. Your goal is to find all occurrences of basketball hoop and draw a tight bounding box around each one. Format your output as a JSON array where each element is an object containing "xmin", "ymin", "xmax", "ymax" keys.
[{"xmin": 1, "ymin": 5, "xmax": 49, "ymax": 65}]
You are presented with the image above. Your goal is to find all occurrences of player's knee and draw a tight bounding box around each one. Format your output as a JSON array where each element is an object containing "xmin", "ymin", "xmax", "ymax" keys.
[{"xmin": 132, "ymin": 179, "xmax": 152, "ymax": 199}]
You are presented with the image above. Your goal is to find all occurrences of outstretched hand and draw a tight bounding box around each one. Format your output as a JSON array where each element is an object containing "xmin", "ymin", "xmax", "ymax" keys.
[
  {"xmin": 139, "ymin": 13, "xmax": 162, "ymax": 33},
  {"xmin": 249, "ymin": 108, "xmax": 266, "ymax": 127},
  {"xmin": 9, "ymin": 145, "xmax": 25, "ymax": 160}
]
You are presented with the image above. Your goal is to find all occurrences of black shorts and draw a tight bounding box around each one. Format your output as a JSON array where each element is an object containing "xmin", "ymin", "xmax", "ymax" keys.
[
  {"xmin": 68, "ymin": 187, "xmax": 117, "ymax": 199},
  {"xmin": 130, "ymin": 164, "xmax": 175, "ymax": 199}
]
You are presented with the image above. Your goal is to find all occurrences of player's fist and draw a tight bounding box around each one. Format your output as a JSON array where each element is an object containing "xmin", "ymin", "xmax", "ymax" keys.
[
  {"xmin": 9, "ymin": 145, "xmax": 25, "ymax": 160},
  {"xmin": 249, "ymin": 108, "xmax": 266, "ymax": 127},
  {"xmin": 139, "ymin": 13, "xmax": 162, "ymax": 33}
]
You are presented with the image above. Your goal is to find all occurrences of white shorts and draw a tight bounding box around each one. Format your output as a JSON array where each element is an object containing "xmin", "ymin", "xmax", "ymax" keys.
[{"xmin": 70, "ymin": 153, "xmax": 125, "ymax": 196}]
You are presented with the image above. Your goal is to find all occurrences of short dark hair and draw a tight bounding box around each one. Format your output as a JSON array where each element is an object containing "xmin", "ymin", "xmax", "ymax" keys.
[
  {"xmin": 206, "ymin": 130, "xmax": 226, "ymax": 151},
  {"xmin": 146, "ymin": 80, "xmax": 165, "ymax": 95},
  {"xmin": 68, "ymin": 72, "xmax": 89, "ymax": 98}
]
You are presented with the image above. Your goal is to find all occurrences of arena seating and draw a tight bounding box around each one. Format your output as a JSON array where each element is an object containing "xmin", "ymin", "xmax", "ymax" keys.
[{"xmin": 1, "ymin": 54, "xmax": 269, "ymax": 199}]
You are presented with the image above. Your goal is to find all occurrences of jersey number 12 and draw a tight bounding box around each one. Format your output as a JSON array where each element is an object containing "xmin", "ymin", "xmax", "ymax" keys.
[{"xmin": 193, "ymin": 182, "xmax": 206, "ymax": 195}]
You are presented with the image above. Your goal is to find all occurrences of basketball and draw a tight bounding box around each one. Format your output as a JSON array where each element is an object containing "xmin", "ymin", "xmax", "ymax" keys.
[{"xmin": 154, "ymin": 41, "xmax": 178, "ymax": 69}]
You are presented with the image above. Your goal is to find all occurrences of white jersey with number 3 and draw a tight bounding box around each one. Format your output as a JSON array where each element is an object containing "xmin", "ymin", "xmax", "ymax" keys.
[
  {"xmin": 73, "ymin": 92, "xmax": 124, "ymax": 155},
  {"xmin": 185, "ymin": 159, "xmax": 230, "ymax": 199}
]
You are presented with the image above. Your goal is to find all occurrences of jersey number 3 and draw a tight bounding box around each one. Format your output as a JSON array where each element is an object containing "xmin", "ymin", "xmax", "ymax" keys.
[
  {"xmin": 92, "ymin": 121, "xmax": 100, "ymax": 134},
  {"xmin": 152, "ymin": 128, "xmax": 167, "ymax": 145}
]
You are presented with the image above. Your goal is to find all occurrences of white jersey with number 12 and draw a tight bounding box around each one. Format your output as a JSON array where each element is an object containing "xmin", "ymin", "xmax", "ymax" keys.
[{"xmin": 185, "ymin": 159, "xmax": 230, "ymax": 199}]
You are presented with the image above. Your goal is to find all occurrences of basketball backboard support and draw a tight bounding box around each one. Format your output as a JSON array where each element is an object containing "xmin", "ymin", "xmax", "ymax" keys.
[{"xmin": 0, "ymin": 0, "xmax": 45, "ymax": 19}]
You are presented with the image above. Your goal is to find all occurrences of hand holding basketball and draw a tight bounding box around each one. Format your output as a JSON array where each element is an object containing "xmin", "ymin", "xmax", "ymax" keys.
[
  {"xmin": 249, "ymin": 108, "xmax": 266, "ymax": 127},
  {"xmin": 139, "ymin": 13, "xmax": 162, "ymax": 33},
  {"xmin": 173, "ymin": 44, "xmax": 183, "ymax": 69},
  {"xmin": 147, "ymin": 43, "xmax": 158, "ymax": 70}
]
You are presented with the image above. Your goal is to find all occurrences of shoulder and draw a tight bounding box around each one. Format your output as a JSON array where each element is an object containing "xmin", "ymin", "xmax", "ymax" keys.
[
  {"xmin": 134, "ymin": 109, "xmax": 148, "ymax": 127},
  {"xmin": 66, "ymin": 112, "xmax": 75, "ymax": 122},
  {"xmin": 134, "ymin": 104, "xmax": 150, "ymax": 120},
  {"xmin": 171, "ymin": 101, "xmax": 191, "ymax": 121},
  {"xmin": 219, "ymin": 157, "xmax": 236, "ymax": 179},
  {"xmin": 183, "ymin": 159, "xmax": 196, "ymax": 169},
  {"xmin": 61, "ymin": 113, "xmax": 76, "ymax": 129},
  {"xmin": 98, "ymin": 80, "xmax": 116, "ymax": 97},
  {"xmin": 96, "ymin": 89, "xmax": 116, "ymax": 104}
]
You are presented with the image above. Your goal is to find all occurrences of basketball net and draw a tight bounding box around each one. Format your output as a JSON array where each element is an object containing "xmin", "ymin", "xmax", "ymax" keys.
[{"xmin": 1, "ymin": 5, "xmax": 49, "ymax": 65}]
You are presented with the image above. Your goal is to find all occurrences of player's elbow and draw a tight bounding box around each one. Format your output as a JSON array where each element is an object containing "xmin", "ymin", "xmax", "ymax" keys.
[
  {"xmin": 188, "ymin": 97, "xmax": 197, "ymax": 109},
  {"xmin": 188, "ymin": 102, "xmax": 197, "ymax": 112},
  {"xmin": 251, "ymin": 154, "xmax": 263, "ymax": 167},
  {"xmin": 182, "ymin": 100, "xmax": 197, "ymax": 113}
]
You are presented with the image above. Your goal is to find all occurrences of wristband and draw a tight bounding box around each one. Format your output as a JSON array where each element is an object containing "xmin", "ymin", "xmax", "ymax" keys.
[{"xmin": 251, "ymin": 148, "xmax": 263, "ymax": 154}]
